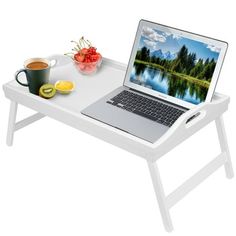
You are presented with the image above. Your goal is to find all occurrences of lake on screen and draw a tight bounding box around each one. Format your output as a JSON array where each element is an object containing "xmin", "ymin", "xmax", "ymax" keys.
[{"xmin": 130, "ymin": 63, "xmax": 208, "ymax": 105}]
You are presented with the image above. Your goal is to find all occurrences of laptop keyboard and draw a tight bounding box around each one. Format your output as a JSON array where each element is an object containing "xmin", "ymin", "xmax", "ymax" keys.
[{"xmin": 106, "ymin": 90, "xmax": 185, "ymax": 127}]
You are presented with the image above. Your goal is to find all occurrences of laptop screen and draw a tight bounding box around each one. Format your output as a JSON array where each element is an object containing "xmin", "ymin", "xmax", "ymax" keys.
[{"xmin": 125, "ymin": 20, "xmax": 227, "ymax": 108}]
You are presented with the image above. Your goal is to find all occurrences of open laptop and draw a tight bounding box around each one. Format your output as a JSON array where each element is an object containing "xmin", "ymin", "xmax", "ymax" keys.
[{"xmin": 81, "ymin": 19, "xmax": 228, "ymax": 143}]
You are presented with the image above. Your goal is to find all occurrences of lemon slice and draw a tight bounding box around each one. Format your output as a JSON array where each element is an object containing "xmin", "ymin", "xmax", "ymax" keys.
[{"xmin": 55, "ymin": 80, "xmax": 75, "ymax": 94}]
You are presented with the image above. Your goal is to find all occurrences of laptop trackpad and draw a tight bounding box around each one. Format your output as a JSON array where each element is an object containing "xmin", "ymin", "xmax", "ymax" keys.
[{"xmin": 81, "ymin": 98, "xmax": 169, "ymax": 143}]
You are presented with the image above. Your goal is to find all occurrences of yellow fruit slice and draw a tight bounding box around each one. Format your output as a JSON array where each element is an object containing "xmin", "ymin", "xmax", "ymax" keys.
[{"xmin": 55, "ymin": 80, "xmax": 75, "ymax": 94}]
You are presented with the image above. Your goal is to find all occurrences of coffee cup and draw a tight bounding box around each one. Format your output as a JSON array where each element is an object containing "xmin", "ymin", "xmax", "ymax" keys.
[{"xmin": 15, "ymin": 58, "xmax": 53, "ymax": 95}]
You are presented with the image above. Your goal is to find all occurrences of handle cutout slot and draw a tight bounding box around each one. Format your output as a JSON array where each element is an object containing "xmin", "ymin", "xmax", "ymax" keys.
[
  {"xmin": 185, "ymin": 111, "xmax": 206, "ymax": 129},
  {"xmin": 186, "ymin": 112, "xmax": 201, "ymax": 124}
]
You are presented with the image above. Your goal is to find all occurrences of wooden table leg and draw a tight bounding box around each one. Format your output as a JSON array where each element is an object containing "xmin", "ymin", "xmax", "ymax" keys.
[
  {"xmin": 6, "ymin": 101, "xmax": 18, "ymax": 146},
  {"xmin": 147, "ymin": 161, "xmax": 173, "ymax": 232},
  {"xmin": 215, "ymin": 116, "xmax": 234, "ymax": 179}
]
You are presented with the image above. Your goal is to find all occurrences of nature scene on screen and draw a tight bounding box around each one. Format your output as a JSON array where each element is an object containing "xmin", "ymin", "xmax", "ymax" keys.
[{"xmin": 130, "ymin": 26, "xmax": 221, "ymax": 104}]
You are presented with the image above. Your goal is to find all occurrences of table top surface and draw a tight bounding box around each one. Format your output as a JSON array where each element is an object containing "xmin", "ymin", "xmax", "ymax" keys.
[{"xmin": 3, "ymin": 55, "xmax": 230, "ymax": 160}]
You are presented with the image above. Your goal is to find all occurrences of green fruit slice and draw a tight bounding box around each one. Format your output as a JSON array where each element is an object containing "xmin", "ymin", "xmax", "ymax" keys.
[{"xmin": 39, "ymin": 84, "xmax": 56, "ymax": 99}]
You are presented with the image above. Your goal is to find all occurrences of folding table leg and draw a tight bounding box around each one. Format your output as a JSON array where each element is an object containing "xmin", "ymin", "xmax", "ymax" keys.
[
  {"xmin": 215, "ymin": 116, "xmax": 234, "ymax": 179},
  {"xmin": 6, "ymin": 101, "xmax": 18, "ymax": 146},
  {"xmin": 147, "ymin": 161, "xmax": 173, "ymax": 232}
]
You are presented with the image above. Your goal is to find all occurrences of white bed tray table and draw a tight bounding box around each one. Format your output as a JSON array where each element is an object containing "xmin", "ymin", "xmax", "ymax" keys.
[{"xmin": 3, "ymin": 56, "xmax": 234, "ymax": 232}]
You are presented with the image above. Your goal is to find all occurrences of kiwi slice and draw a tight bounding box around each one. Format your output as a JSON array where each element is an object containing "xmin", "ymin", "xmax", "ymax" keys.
[{"xmin": 39, "ymin": 84, "xmax": 56, "ymax": 99}]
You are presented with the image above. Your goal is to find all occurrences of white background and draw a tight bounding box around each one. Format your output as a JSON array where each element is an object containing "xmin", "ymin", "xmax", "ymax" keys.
[{"xmin": 0, "ymin": 0, "xmax": 235, "ymax": 235}]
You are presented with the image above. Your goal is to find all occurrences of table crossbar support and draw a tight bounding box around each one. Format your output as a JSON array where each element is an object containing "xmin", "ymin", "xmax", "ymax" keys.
[
  {"xmin": 166, "ymin": 152, "xmax": 226, "ymax": 209},
  {"xmin": 14, "ymin": 112, "xmax": 45, "ymax": 131},
  {"xmin": 6, "ymin": 101, "xmax": 45, "ymax": 146}
]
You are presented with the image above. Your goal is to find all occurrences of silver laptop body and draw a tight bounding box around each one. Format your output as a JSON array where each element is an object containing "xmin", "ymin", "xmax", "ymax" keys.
[{"xmin": 81, "ymin": 20, "xmax": 228, "ymax": 143}]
